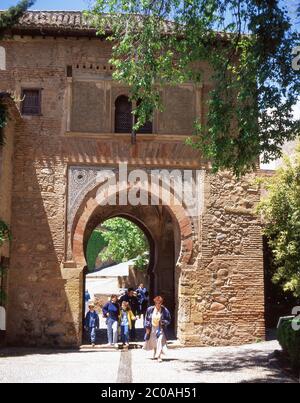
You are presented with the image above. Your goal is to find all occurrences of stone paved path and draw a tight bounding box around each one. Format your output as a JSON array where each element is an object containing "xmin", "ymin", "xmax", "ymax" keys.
[{"xmin": 0, "ymin": 340, "xmax": 297, "ymax": 383}]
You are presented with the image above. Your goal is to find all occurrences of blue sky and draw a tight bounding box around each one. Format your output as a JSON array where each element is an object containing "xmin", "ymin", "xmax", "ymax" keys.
[
  {"xmin": 1, "ymin": 0, "xmax": 91, "ymax": 11},
  {"xmin": 0, "ymin": 0, "xmax": 298, "ymax": 14},
  {"xmin": 0, "ymin": 0, "xmax": 298, "ymax": 28}
]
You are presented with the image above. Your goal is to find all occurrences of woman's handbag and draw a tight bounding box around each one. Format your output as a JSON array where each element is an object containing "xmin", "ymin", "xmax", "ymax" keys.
[{"xmin": 156, "ymin": 327, "xmax": 162, "ymax": 338}]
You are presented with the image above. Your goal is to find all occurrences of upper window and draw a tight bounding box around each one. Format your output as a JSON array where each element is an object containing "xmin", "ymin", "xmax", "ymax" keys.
[
  {"xmin": 21, "ymin": 89, "xmax": 41, "ymax": 116},
  {"xmin": 115, "ymin": 95, "xmax": 132, "ymax": 133},
  {"xmin": 136, "ymin": 100, "xmax": 153, "ymax": 134},
  {"xmin": 114, "ymin": 95, "xmax": 153, "ymax": 134}
]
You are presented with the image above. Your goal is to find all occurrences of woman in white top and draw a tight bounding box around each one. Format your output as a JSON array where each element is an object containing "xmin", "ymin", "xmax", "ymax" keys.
[{"xmin": 143, "ymin": 296, "xmax": 171, "ymax": 362}]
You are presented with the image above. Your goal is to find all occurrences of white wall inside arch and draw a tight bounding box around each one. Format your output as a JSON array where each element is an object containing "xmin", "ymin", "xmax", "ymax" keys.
[{"xmin": 0, "ymin": 46, "xmax": 6, "ymax": 70}]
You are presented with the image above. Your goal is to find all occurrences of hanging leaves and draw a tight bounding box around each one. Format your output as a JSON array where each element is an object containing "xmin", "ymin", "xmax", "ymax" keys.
[{"xmin": 89, "ymin": 0, "xmax": 300, "ymax": 175}]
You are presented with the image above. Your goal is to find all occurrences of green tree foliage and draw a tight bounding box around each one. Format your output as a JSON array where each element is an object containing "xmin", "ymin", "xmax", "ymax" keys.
[
  {"xmin": 257, "ymin": 145, "xmax": 300, "ymax": 298},
  {"xmin": 0, "ymin": 220, "xmax": 10, "ymax": 247},
  {"xmin": 99, "ymin": 218, "xmax": 149, "ymax": 270},
  {"xmin": 89, "ymin": 0, "xmax": 300, "ymax": 175},
  {"xmin": 86, "ymin": 229, "xmax": 107, "ymax": 271},
  {"xmin": 0, "ymin": 0, "xmax": 35, "ymax": 37}
]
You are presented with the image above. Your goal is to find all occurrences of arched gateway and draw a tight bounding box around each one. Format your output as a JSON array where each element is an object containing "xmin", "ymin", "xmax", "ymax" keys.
[
  {"xmin": 68, "ymin": 166, "xmax": 196, "ymax": 342},
  {"xmin": 2, "ymin": 11, "xmax": 265, "ymax": 348}
]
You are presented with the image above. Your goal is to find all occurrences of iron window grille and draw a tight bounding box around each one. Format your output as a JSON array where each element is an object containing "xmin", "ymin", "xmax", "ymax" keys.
[{"xmin": 115, "ymin": 95, "xmax": 153, "ymax": 134}]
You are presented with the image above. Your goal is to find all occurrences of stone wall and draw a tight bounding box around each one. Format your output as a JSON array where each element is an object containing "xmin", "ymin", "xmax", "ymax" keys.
[
  {"xmin": 0, "ymin": 108, "xmax": 15, "ymax": 259},
  {"xmin": 0, "ymin": 33, "xmax": 265, "ymax": 347},
  {"xmin": 0, "ymin": 95, "xmax": 19, "ymax": 342},
  {"xmin": 178, "ymin": 171, "xmax": 265, "ymax": 346}
]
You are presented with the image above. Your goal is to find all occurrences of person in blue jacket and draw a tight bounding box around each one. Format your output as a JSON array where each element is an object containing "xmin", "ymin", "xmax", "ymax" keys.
[
  {"xmin": 85, "ymin": 290, "xmax": 91, "ymax": 315},
  {"xmin": 84, "ymin": 302, "xmax": 99, "ymax": 347},
  {"xmin": 102, "ymin": 295, "xmax": 120, "ymax": 347},
  {"xmin": 85, "ymin": 290, "xmax": 91, "ymax": 302},
  {"xmin": 136, "ymin": 283, "xmax": 149, "ymax": 318},
  {"xmin": 144, "ymin": 296, "xmax": 171, "ymax": 362}
]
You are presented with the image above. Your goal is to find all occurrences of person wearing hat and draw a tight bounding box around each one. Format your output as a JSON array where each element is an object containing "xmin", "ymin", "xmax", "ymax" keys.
[{"xmin": 84, "ymin": 302, "xmax": 99, "ymax": 347}]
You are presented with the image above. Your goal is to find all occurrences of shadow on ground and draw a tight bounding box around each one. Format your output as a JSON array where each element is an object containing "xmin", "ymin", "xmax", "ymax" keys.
[
  {"xmin": 0, "ymin": 348, "xmax": 97, "ymax": 357},
  {"xmin": 182, "ymin": 349, "xmax": 296, "ymax": 383}
]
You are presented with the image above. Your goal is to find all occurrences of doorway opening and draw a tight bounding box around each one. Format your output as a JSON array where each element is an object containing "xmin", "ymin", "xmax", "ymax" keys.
[{"xmin": 81, "ymin": 205, "xmax": 180, "ymax": 345}]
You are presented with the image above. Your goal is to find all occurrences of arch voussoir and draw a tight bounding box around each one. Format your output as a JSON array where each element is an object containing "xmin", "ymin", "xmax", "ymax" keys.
[{"xmin": 71, "ymin": 186, "xmax": 195, "ymax": 267}]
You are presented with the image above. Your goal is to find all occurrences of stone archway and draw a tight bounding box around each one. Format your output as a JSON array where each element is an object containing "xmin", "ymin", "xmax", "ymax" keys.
[
  {"xmin": 72, "ymin": 186, "xmax": 194, "ymax": 268},
  {"xmin": 69, "ymin": 173, "xmax": 195, "ymax": 341}
]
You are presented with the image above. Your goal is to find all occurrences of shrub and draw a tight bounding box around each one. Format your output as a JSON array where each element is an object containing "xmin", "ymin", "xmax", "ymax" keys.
[{"xmin": 277, "ymin": 317, "xmax": 300, "ymax": 370}]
